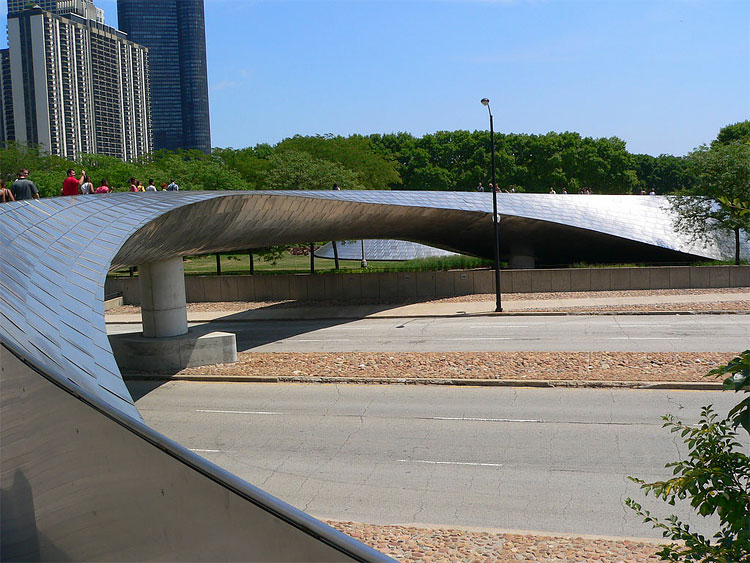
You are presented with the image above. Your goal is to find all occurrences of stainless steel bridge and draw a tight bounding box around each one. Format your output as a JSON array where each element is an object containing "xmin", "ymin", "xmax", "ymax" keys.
[{"xmin": 1, "ymin": 190, "xmax": 746, "ymax": 560}]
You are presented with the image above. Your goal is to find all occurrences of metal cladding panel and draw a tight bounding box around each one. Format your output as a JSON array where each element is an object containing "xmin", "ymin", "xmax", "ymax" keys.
[
  {"xmin": 316, "ymin": 239, "xmax": 458, "ymax": 261},
  {"xmin": 1, "ymin": 344, "xmax": 385, "ymax": 562},
  {"xmin": 1, "ymin": 190, "xmax": 748, "ymax": 421}
]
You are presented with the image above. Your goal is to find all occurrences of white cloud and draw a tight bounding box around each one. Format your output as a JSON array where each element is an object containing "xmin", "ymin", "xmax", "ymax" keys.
[{"xmin": 211, "ymin": 80, "xmax": 238, "ymax": 92}]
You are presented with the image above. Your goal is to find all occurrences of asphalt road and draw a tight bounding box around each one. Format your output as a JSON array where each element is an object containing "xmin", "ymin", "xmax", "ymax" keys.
[
  {"xmin": 131, "ymin": 382, "xmax": 745, "ymax": 538},
  {"xmin": 109, "ymin": 314, "xmax": 750, "ymax": 352}
]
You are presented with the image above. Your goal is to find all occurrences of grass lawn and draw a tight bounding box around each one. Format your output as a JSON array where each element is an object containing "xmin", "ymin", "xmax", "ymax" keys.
[{"xmin": 108, "ymin": 251, "xmax": 492, "ymax": 277}]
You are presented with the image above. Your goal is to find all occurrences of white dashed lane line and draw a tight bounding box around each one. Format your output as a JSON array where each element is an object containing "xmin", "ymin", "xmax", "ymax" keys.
[
  {"xmin": 196, "ymin": 410, "xmax": 284, "ymax": 415},
  {"xmin": 608, "ymin": 337, "xmax": 681, "ymax": 340},
  {"xmin": 397, "ymin": 459, "xmax": 503, "ymax": 468},
  {"xmin": 429, "ymin": 417, "xmax": 544, "ymax": 423}
]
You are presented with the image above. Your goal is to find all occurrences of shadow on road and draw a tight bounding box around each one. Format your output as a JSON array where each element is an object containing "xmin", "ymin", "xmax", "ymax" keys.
[{"xmin": 121, "ymin": 302, "xmax": 390, "ymax": 401}]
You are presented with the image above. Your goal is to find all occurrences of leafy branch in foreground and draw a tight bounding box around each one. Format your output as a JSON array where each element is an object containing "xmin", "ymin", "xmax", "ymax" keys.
[
  {"xmin": 625, "ymin": 350, "xmax": 750, "ymax": 562},
  {"xmin": 708, "ymin": 348, "xmax": 750, "ymax": 435}
]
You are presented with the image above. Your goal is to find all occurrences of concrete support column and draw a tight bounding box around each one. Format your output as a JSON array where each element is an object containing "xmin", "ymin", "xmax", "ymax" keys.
[{"xmin": 139, "ymin": 257, "xmax": 188, "ymax": 338}]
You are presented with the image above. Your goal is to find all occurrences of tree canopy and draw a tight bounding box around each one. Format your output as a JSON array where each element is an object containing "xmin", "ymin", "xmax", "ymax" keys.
[
  {"xmin": 0, "ymin": 144, "xmax": 250, "ymax": 195},
  {"xmin": 714, "ymin": 120, "xmax": 750, "ymax": 146},
  {"xmin": 670, "ymin": 140, "xmax": 750, "ymax": 264},
  {"xmin": 5, "ymin": 122, "xmax": 748, "ymax": 198}
]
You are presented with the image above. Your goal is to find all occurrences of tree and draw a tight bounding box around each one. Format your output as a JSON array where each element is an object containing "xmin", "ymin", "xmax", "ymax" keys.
[
  {"xmin": 714, "ymin": 121, "xmax": 750, "ymax": 147},
  {"xmin": 264, "ymin": 150, "xmax": 364, "ymax": 190},
  {"xmin": 625, "ymin": 351, "xmax": 750, "ymax": 562},
  {"xmin": 213, "ymin": 146, "xmax": 272, "ymax": 190},
  {"xmin": 670, "ymin": 142, "xmax": 750, "ymax": 265},
  {"xmin": 633, "ymin": 154, "xmax": 695, "ymax": 195},
  {"xmin": 276, "ymin": 134, "xmax": 401, "ymax": 190}
]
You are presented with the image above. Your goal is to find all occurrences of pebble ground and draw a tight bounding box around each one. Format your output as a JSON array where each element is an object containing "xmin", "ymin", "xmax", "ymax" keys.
[
  {"xmin": 326, "ymin": 521, "xmax": 665, "ymax": 562},
  {"xmin": 172, "ymin": 351, "xmax": 736, "ymax": 383}
]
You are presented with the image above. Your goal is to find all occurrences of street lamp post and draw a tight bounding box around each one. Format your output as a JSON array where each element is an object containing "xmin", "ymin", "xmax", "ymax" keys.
[{"xmin": 481, "ymin": 98, "xmax": 502, "ymax": 312}]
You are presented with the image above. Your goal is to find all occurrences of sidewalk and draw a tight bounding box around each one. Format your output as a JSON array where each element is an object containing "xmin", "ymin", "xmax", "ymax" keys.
[{"xmin": 106, "ymin": 289, "xmax": 750, "ymax": 324}]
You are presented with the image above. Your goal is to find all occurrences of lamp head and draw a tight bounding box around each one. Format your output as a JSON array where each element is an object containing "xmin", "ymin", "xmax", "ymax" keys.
[{"xmin": 480, "ymin": 98, "xmax": 490, "ymax": 107}]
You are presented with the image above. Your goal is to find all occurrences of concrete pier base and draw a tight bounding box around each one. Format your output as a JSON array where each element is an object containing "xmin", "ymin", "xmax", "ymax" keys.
[{"xmin": 109, "ymin": 329, "xmax": 238, "ymax": 372}]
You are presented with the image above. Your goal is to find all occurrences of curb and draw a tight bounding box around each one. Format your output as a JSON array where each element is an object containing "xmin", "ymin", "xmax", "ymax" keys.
[
  {"xmin": 106, "ymin": 309, "xmax": 750, "ymax": 324},
  {"xmin": 122, "ymin": 373, "xmax": 724, "ymax": 390}
]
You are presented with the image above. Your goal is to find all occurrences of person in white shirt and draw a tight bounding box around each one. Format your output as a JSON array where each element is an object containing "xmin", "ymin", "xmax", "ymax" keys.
[
  {"xmin": 80, "ymin": 174, "xmax": 94, "ymax": 195},
  {"xmin": 145, "ymin": 179, "xmax": 157, "ymax": 192}
]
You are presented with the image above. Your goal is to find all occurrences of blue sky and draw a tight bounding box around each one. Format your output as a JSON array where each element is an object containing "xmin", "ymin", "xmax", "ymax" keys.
[{"xmin": 3, "ymin": 0, "xmax": 749, "ymax": 155}]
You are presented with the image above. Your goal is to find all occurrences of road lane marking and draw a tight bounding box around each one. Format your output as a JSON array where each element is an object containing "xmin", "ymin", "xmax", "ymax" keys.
[
  {"xmin": 421, "ymin": 417, "xmax": 654, "ymax": 426},
  {"xmin": 615, "ymin": 324, "xmax": 674, "ymax": 327},
  {"xmin": 289, "ymin": 339, "xmax": 352, "ymax": 342},
  {"xmin": 430, "ymin": 417, "xmax": 543, "ymax": 423},
  {"xmin": 442, "ymin": 337, "xmax": 512, "ymax": 341},
  {"xmin": 196, "ymin": 409, "xmax": 284, "ymax": 415},
  {"xmin": 397, "ymin": 459, "xmax": 503, "ymax": 467},
  {"xmin": 466, "ymin": 325, "xmax": 530, "ymax": 329},
  {"xmin": 190, "ymin": 448, "xmax": 223, "ymax": 453},
  {"xmin": 608, "ymin": 337, "xmax": 681, "ymax": 340}
]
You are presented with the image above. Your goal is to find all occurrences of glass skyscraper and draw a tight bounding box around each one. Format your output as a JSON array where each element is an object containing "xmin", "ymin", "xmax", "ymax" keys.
[{"xmin": 117, "ymin": 0, "xmax": 211, "ymax": 154}]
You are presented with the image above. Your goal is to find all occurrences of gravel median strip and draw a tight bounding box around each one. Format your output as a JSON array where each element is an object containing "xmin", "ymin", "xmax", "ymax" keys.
[
  {"xmin": 520, "ymin": 301, "xmax": 749, "ymax": 313},
  {"xmin": 326, "ymin": 521, "xmax": 664, "ymax": 562},
  {"xmin": 153, "ymin": 351, "xmax": 736, "ymax": 384}
]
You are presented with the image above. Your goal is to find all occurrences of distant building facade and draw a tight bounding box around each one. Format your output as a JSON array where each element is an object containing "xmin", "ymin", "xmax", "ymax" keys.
[
  {"xmin": 117, "ymin": 0, "xmax": 211, "ymax": 154},
  {"xmin": 0, "ymin": 49, "xmax": 13, "ymax": 143},
  {"xmin": 1, "ymin": 1, "xmax": 152, "ymax": 160},
  {"xmin": 8, "ymin": 0, "xmax": 105, "ymax": 22}
]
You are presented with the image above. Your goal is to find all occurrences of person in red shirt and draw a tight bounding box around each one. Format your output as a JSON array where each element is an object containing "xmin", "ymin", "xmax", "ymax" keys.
[{"xmin": 60, "ymin": 168, "xmax": 84, "ymax": 196}]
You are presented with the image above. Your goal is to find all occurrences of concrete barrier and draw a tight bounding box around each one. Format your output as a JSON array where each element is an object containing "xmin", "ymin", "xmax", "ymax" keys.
[{"xmin": 105, "ymin": 265, "xmax": 750, "ymax": 306}]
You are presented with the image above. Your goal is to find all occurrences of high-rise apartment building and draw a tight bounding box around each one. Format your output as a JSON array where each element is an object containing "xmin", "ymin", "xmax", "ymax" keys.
[
  {"xmin": 2, "ymin": 3, "xmax": 152, "ymax": 160},
  {"xmin": 8, "ymin": 0, "xmax": 105, "ymax": 23},
  {"xmin": 0, "ymin": 49, "xmax": 13, "ymax": 143},
  {"xmin": 117, "ymin": 0, "xmax": 211, "ymax": 153}
]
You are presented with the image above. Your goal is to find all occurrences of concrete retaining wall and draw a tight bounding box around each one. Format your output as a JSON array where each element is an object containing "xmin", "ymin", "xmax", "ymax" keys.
[{"xmin": 106, "ymin": 265, "xmax": 750, "ymax": 306}]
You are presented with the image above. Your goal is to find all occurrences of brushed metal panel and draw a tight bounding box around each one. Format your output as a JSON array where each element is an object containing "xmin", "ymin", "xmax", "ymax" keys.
[
  {"xmin": 0, "ymin": 344, "xmax": 388, "ymax": 562},
  {"xmin": 316, "ymin": 239, "xmax": 457, "ymax": 261}
]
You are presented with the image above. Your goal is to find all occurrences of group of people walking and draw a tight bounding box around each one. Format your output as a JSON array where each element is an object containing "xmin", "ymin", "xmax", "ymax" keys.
[
  {"xmin": 475, "ymin": 180, "xmax": 657, "ymax": 196},
  {"xmin": 1, "ymin": 169, "xmax": 40, "ymax": 202},
  {"xmin": 0, "ymin": 168, "xmax": 180, "ymax": 203},
  {"xmin": 475, "ymin": 181, "xmax": 516, "ymax": 193},
  {"xmin": 62, "ymin": 169, "xmax": 112, "ymax": 196},
  {"xmin": 127, "ymin": 178, "xmax": 179, "ymax": 192},
  {"xmin": 0, "ymin": 169, "xmax": 38, "ymax": 202}
]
